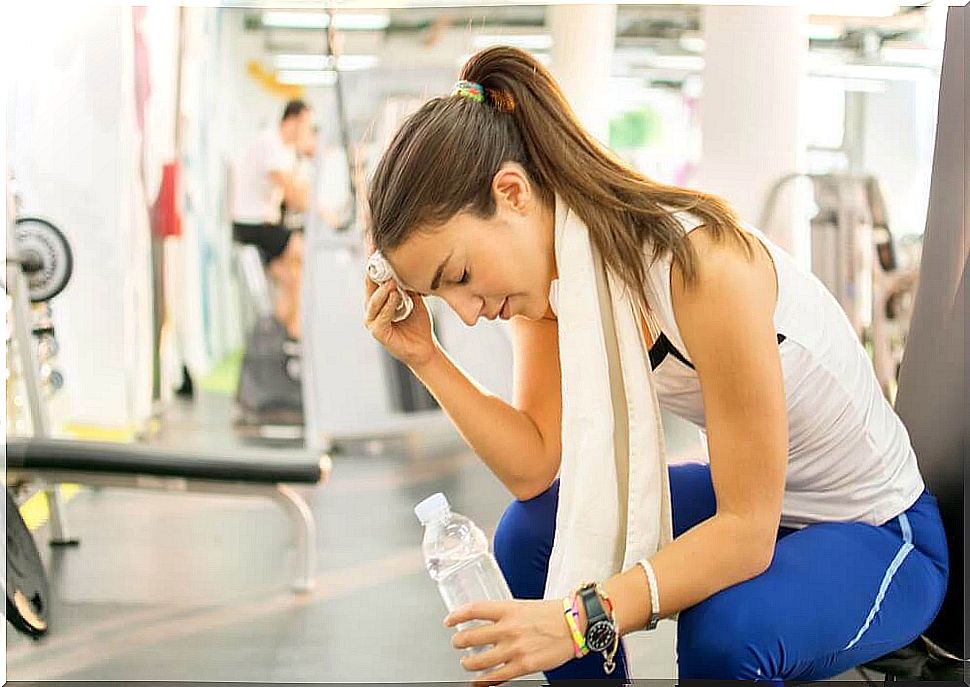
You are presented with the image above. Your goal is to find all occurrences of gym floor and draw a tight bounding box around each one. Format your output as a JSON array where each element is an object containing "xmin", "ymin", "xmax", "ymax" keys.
[{"xmin": 5, "ymin": 394, "xmax": 858, "ymax": 682}]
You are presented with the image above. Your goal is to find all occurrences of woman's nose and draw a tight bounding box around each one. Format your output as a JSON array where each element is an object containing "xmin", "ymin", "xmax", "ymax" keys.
[{"xmin": 442, "ymin": 292, "xmax": 481, "ymax": 326}]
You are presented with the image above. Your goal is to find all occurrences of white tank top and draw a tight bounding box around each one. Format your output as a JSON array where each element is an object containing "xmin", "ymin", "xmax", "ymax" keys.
[{"xmin": 639, "ymin": 212, "xmax": 925, "ymax": 529}]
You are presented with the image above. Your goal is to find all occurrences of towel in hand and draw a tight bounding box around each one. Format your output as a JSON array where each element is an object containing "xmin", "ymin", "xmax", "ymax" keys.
[{"xmin": 366, "ymin": 251, "xmax": 414, "ymax": 322}]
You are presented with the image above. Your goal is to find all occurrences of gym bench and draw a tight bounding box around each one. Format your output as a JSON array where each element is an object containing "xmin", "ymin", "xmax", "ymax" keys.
[{"xmin": 5, "ymin": 438, "xmax": 331, "ymax": 592}]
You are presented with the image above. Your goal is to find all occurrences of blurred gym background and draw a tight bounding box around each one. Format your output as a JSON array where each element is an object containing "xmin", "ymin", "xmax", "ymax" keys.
[{"xmin": 4, "ymin": 2, "xmax": 959, "ymax": 682}]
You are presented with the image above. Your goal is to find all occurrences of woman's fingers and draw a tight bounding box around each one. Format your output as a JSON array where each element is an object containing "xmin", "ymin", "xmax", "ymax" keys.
[
  {"xmin": 460, "ymin": 645, "xmax": 512, "ymax": 675},
  {"xmin": 444, "ymin": 601, "xmax": 508, "ymax": 628},
  {"xmin": 364, "ymin": 281, "xmax": 395, "ymax": 325},
  {"xmin": 469, "ymin": 662, "xmax": 520, "ymax": 687},
  {"xmin": 364, "ymin": 281, "xmax": 384, "ymax": 319},
  {"xmin": 452, "ymin": 622, "xmax": 503, "ymax": 651}
]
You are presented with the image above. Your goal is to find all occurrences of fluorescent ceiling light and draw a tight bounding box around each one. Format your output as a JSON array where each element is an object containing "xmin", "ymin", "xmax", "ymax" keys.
[
  {"xmin": 276, "ymin": 70, "xmax": 338, "ymax": 87},
  {"xmin": 261, "ymin": 12, "xmax": 390, "ymax": 31},
  {"xmin": 678, "ymin": 35, "xmax": 705, "ymax": 53},
  {"xmin": 644, "ymin": 55, "xmax": 704, "ymax": 71},
  {"xmin": 812, "ymin": 63, "xmax": 937, "ymax": 81},
  {"xmin": 275, "ymin": 54, "xmax": 329, "ymax": 70},
  {"xmin": 263, "ymin": 12, "xmax": 325, "ymax": 29},
  {"xmin": 274, "ymin": 54, "xmax": 380, "ymax": 71},
  {"xmin": 804, "ymin": 23, "xmax": 843, "ymax": 40},
  {"xmin": 332, "ymin": 13, "xmax": 391, "ymax": 31},
  {"xmin": 472, "ymin": 34, "xmax": 553, "ymax": 51},
  {"xmin": 336, "ymin": 54, "xmax": 380, "ymax": 71}
]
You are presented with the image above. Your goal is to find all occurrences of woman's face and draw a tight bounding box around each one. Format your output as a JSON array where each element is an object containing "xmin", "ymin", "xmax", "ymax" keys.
[{"xmin": 387, "ymin": 164, "xmax": 558, "ymax": 325}]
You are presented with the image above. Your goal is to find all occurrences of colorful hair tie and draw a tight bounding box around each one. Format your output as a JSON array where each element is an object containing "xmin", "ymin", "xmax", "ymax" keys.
[{"xmin": 452, "ymin": 80, "xmax": 485, "ymax": 103}]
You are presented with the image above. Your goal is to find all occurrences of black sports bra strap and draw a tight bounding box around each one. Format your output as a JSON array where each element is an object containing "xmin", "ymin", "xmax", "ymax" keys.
[{"xmin": 649, "ymin": 332, "xmax": 787, "ymax": 371}]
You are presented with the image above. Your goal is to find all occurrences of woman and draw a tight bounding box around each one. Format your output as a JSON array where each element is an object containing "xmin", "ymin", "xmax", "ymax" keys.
[{"xmin": 363, "ymin": 47, "xmax": 948, "ymax": 682}]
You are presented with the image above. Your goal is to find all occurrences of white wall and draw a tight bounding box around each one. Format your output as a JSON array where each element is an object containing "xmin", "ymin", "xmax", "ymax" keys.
[
  {"xmin": 861, "ymin": 76, "xmax": 940, "ymax": 236},
  {"xmin": 139, "ymin": 6, "xmax": 180, "ymax": 202},
  {"xmin": 174, "ymin": 7, "xmax": 243, "ymax": 374},
  {"xmin": 8, "ymin": 5, "xmax": 154, "ymax": 433}
]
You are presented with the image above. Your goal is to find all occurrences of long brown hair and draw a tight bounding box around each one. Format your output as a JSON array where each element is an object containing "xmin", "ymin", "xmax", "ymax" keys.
[{"xmin": 367, "ymin": 46, "xmax": 751, "ymax": 312}]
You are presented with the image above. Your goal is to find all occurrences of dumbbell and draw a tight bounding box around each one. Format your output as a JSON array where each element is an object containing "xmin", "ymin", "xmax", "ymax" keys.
[{"xmin": 12, "ymin": 217, "xmax": 73, "ymax": 303}]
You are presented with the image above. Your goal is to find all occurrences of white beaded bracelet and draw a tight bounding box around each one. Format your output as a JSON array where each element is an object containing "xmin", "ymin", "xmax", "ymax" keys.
[{"xmin": 636, "ymin": 558, "xmax": 661, "ymax": 631}]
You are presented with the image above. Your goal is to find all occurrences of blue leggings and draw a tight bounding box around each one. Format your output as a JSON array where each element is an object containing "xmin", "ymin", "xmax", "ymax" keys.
[{"xmin": 493, "ymin": 462, "xmax": 949, "ymax": 680}]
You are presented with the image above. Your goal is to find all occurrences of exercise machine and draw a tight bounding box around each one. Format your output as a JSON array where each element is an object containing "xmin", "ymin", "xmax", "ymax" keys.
[
  {"xmin": 761, "ymin": 172, "xmax": 919, "ymax": 399},
  {"xmin": 4, "ymin": 178, "xmax": 75, "ymax": 638},
  {"xmin": 299, "ymin": 13, "xmax": 513, "ymax": 455},
  {"xmin": 232, "ymin": 242, "xmax": 304, "ymax": 441},
  {"xmin": 5, "ymin": 181, "xmax": 332, "ymax": 645}
]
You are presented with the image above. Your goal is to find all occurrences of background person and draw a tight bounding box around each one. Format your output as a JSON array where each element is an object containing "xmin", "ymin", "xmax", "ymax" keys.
[{"xmin": 232, "ymin": 99, "xmax": 313, "ymax": 341}]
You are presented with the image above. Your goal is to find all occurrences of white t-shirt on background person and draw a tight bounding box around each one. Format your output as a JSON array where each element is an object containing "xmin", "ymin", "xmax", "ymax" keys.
[{"xmin": 232, "ymin": 128, "xmax": 297, "ymax": 226}]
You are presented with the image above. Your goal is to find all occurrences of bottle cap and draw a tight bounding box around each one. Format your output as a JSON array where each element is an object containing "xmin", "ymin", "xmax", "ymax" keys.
[{"xmin": 414, "ymin": 492, "xmax": 450, "ymax": 525}]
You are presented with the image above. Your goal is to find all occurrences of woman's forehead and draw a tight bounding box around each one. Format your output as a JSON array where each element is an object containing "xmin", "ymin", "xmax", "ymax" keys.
[
  {"xmin": 386, "ymin": 212, "xmax": 485, "ymax": 290},
  {"xmin": 389, "ymin": 233, "xmax": 455, "ymax": 294}
]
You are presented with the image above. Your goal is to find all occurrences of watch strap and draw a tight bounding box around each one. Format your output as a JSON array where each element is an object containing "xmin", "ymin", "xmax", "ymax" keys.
[{"xmin": 578, "ymin": 582, "xmax": 607, "ymax": 627}]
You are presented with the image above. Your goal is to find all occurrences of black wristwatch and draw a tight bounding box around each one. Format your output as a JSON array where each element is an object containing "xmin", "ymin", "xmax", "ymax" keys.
[{"xmin": 578, "ymin": 582, "xmax": 618, "ymax": 655}]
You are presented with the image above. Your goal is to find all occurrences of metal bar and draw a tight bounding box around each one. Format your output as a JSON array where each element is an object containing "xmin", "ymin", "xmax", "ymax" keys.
[
  {"xmin": 273, "ymin": 484, "xmax": 317, "ymax": 593},
  {"xmin": 6, "ymin": 468, "xmax": 328, "ymax": 495},
  {"xmin": 5, "ymin": 198, "xmax": 73, "ymax": 543},
  {"xmin": 6, "ymin": 225, "xmax": 49, "ymax": 438},
  {"xmin": 6, "ymin": 467, "xmax": 325, "ymax": 593}
]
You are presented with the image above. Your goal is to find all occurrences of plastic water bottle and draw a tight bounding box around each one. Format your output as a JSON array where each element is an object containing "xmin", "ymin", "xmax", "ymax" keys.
[{"xmin": 415, "ymin": 493, "xmax": 512, "ymax": 660}]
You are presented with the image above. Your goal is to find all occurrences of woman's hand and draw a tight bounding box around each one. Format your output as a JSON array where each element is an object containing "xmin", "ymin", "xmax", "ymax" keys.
[
  {"xmin": 444, "ymin": 599, "xmax": 576, "ymax": 686},
  {"xmin": 363, "ymin": 277, "xmax": 438, "ymax": 369}
]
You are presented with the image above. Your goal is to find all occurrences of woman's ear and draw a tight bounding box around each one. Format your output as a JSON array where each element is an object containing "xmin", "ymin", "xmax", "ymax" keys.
[{"xmin": 492, "ymin": 163, "xmax": 531, "ymax": 214}]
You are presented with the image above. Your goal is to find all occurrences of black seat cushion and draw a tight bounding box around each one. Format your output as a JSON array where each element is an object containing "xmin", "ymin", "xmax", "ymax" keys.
[
  {"xmin": 863, "ymin": 637, "xmax": 965, "ymax": 680},
  {"xmin": 6, "ymin": 438, "xmax": 323, "ymax": 485}
]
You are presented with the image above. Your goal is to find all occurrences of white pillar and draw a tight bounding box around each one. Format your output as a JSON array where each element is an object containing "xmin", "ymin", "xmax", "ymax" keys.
[
  {"xmin": 549, "ymin": 4, "xmax": 617, "ymax": 143},
  {"xmin": 695, "ymin": 6, "xmax": 810, "ymax": 267}
]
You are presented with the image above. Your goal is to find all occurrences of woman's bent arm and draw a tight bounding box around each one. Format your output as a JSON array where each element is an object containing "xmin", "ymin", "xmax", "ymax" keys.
[{"xmin": 411, "ymin": 347, "xmax": 561, "ymax": 500}]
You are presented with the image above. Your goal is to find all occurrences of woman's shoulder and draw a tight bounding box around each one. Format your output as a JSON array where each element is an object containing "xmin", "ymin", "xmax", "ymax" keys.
[{"xmin": 642, "ymin": 207, "xmax": 710, "ymax": 279}]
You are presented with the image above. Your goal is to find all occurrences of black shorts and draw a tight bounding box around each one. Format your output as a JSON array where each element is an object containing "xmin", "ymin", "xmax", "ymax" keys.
[{"xmin": 232, "ymin": 222, "xmax": 293, "ymax": 266}]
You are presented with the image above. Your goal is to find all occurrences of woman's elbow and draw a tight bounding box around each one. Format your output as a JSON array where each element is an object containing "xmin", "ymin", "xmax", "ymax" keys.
[
  {"xmin": 745, "ymin": 523, "xmax": 779, "ymax": 577},
  {"xmin": 508, "ymin": 459, "xmax": 559, "ymax": 502},
  {"xmin": 751, "ymin": 542, "xmax": 775, "ymax": 577},
  {"xmin": 510, "ymin": 476, "xmax": 556, "ymax": 502},
  {"xmin": 721, "ymin": 512, "xmax": 778, "ymax": 578}
]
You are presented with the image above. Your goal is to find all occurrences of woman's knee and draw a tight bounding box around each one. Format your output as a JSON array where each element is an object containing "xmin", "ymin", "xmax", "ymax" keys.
[
  {"xmin": 677, "ymin": 592, "xmax": 776, "ymax": 679},
  {"xmin": 493, "ymin": 480, "xmax": 559, "ymax": 599}
]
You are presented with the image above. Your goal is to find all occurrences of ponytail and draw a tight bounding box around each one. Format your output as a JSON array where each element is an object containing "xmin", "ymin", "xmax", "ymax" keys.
[{"xmin": 369, "ymin": 46, "xmax": 752, "ymax": 312}]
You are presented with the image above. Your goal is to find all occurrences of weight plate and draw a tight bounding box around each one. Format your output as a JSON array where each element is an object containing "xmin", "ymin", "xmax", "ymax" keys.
[
  {"xmin": 14, "ymin": 217, "xmax": 73, "ymax": 303},
  {"xmin": 5, "ymin": 488, "xmax": 51, "ymax": 637}
]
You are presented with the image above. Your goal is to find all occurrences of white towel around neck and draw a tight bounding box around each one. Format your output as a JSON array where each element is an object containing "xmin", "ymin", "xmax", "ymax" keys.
[{"xmin": 543, "ymin": 197, "xmax": 674, "ymax": 601}]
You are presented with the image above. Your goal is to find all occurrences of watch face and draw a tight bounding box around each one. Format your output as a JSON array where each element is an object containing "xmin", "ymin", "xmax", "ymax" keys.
[{"xmin": 587, "ymin": 620, "xmax": 616, "ymax": 653}]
